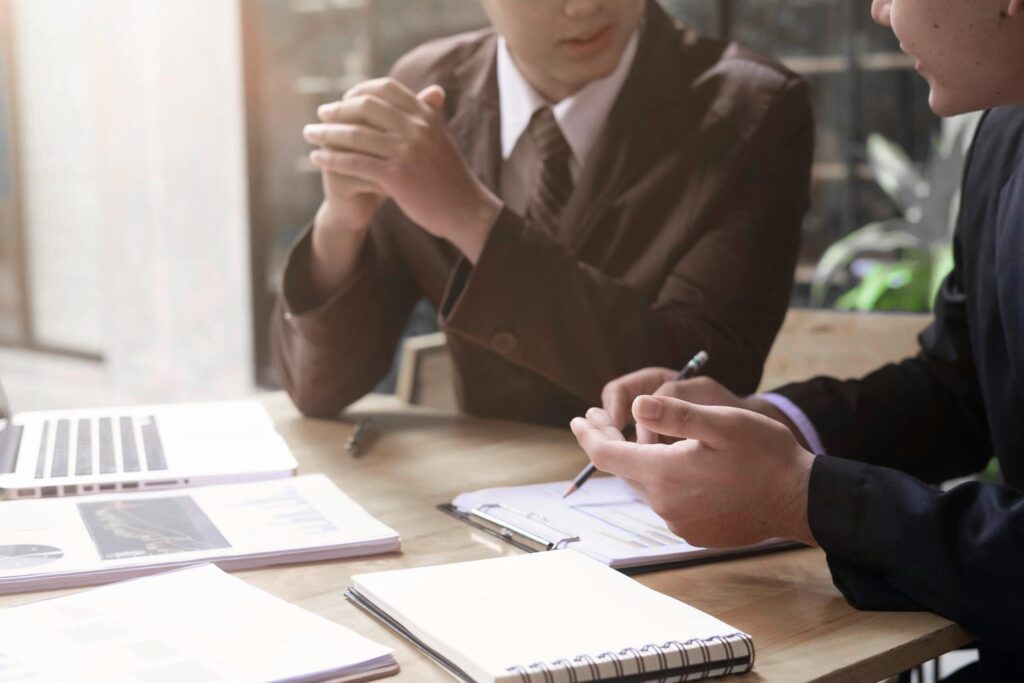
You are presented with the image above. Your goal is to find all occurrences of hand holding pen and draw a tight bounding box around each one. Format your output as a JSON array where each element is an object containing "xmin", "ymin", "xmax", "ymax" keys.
[{"xmin": 563, "ymin": 350, "xmax": 709, "ymax": 498}]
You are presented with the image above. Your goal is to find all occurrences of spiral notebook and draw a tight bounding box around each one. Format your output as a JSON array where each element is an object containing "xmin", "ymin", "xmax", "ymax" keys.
[{"xmin": 346, "ymin": 551, "xmax": 754, "ymax": 683}]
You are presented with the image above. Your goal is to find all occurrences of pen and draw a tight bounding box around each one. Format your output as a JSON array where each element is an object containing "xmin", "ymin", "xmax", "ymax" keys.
[
  {"xmin": 345, "ymin": 418, "xmax": 371, "ymax": 457},
  {"xmin": 563, "ymin": 350, "xmax": 709, "ymax": 499}
]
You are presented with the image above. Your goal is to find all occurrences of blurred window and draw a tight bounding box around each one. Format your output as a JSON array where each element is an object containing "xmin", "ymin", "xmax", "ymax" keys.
[{"xmin": 0, "ymin": 0, "xmax": 27, "ymax": 348}]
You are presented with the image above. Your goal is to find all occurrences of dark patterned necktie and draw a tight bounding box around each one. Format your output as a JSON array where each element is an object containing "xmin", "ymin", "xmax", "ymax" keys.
[{"xmin": 525, "ymin": 106, "xmax": 574, "ymax": 233}]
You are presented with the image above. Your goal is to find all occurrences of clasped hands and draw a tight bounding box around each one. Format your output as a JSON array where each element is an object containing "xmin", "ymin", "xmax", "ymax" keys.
[
  {"xmin": 571, "ymin": 369, "xmax": 818, "ymax": 548},
  {"xmin": 303, "ymin": 78, "xmax": 503, "ymax": 263}
]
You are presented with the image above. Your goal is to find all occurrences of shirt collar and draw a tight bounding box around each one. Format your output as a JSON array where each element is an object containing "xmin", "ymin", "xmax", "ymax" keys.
[{"xmin": 497, "ymin": 31, "xmax": 639, "ymax": 165}]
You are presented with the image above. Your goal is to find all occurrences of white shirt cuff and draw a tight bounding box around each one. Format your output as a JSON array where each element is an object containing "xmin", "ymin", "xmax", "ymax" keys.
[{"xmin": 757, "ymin": 392, "xmax": 827, "ymax": 455}]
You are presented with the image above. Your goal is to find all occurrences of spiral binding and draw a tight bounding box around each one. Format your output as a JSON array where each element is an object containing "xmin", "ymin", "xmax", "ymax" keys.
[{"xmin": 504, "ymin": 632, "xmax": 754, "ymax": 682}]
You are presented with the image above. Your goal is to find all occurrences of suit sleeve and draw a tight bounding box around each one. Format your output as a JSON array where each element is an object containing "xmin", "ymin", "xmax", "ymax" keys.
[
  {"xmin": 783, "ymin": 263, "xmax": 1019, "ymax": 650},
  {"xmin": 437, "ymin": 78, "xmax": 813, "ymax": 403},
  {"xmin": 808, "ymin": 455, "xmax": 1024, "ymax": 650},
  {"xmin": 270, "ymin": 201, "xmax": 420, "ymax": 417},
  {"xmin": 773, "ymin": 239, "xmax": 993, "ymax": 483},
  {"xmin": 268, "ymin": 48, "xmax": 451, "ymax": 418}
]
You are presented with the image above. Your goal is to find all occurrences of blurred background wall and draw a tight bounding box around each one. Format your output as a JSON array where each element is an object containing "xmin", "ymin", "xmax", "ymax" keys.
[{"xmin": 1, "ymin": 0, "xmax": 252, "ymax": 405}]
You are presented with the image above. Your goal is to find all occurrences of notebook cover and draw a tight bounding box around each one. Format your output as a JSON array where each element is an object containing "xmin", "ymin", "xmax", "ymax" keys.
[{"xmin": 346, "ymin": 586, "xmax": 753, "ymax": 683}]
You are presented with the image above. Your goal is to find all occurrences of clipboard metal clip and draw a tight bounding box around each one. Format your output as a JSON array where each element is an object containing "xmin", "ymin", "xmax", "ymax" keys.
[{"xmin": 469, "ymin": 503, "xmax": 580, "ymax": 553}]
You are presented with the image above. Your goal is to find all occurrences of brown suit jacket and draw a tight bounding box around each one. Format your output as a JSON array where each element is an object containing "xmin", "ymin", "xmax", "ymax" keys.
[{"xmin": 272, "ymin": 1, "xmax": 814, "ymax": 427}]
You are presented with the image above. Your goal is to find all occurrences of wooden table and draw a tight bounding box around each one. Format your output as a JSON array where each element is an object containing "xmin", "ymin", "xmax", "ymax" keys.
[{"xmin": 2, "ymin": 393, "xmax": 971, "ymax": 682}]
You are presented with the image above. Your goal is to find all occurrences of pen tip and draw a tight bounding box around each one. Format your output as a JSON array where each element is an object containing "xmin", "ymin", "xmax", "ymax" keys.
[{"xmin": 562, "ymin": 485, "xmax": 576, "ymax": 499}]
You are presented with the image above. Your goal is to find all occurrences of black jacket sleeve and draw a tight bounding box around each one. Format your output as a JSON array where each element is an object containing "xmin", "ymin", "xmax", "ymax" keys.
[
  {"xmin": 774, "ymin": 257, "xmax": 992, "ymax": 484},
  {"xmin": 808, "ymin": 454, "xmax": 1024, "ymax": 651}
]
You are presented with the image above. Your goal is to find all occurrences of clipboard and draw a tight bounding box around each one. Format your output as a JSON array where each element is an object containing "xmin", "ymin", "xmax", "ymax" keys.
[
  {"xmin": 438, "ymin": 502, "xmax": 580, "ymax": 553},
  {"xmin": 438, "ymin": 502, "xmax": 801, "ymax": 575}
]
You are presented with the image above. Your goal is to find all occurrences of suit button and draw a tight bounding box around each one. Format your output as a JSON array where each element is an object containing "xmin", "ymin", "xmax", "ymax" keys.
[{"xmin": 491, "ymin": 331, "xmax": 518, "ymax": 355}]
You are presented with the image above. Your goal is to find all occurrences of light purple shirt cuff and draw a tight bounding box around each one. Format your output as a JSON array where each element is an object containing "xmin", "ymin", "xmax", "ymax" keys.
[{"xmin": 756, "ymin": 392, "xmax": 827, "ymax": 455}]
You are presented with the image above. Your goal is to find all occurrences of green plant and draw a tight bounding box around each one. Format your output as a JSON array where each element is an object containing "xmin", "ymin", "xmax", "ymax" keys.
[{"xmin": 810, "ymin": 111, "xmax": 982, "ymax": 311}]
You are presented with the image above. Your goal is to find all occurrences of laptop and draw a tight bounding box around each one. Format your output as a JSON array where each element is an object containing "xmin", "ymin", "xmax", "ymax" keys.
[{"xmin": 0, "ymin": 381, "xmax": 297, "ymax": 499}]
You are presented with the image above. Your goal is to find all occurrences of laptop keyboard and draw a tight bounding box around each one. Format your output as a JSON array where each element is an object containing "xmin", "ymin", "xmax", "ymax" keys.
[
  {"xmin": 99, "ymin": 418, "xmax": 115, "ymax": 474},
  {"xmin": 34, "ymin": 415, "xmax": 167, "ymax": 479},
  {"xmin": 75, "ymin": 418, "xmax": 91, "ymax": 475},
  {"xmin": 119, "ymin": 417, "xmax": 140, "ymax": 473},
  {"xmin": 51, "ymin": 420, "xmax": 69, "ymax": 477},
  {"xmin": 34, "ymin": 423, "xmax": 47, "ymax": 479}
]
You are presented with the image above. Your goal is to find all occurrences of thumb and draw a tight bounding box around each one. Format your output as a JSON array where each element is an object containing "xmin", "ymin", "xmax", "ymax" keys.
[
  {"xmin": 417, "ymin": 84, "xmax": 446, "ymax": 111},
  {"xmin": 632, "ymin": 395, "xmax": 743, "ymax": 448}
]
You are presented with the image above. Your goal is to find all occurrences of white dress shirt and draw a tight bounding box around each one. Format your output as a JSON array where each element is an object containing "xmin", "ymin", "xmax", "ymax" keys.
[
  {"xmin": 758, "ymin": 393, "xmax": 827, "ymax": 454},
  {"xmin": 495, "ymin": 32, "xmax": 639, "ymax": 214}
]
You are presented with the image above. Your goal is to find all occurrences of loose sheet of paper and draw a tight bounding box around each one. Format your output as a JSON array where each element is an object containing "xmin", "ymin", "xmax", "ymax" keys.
[{"xmin": 0, "ymin": 564, "xmax": 395, "ymax": 683}]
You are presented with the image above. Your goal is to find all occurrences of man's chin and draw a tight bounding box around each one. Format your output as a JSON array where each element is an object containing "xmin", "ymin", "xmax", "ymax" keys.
[{"xmin": 927, "ymin": 89, "xmax": 981, "ymax": 118}]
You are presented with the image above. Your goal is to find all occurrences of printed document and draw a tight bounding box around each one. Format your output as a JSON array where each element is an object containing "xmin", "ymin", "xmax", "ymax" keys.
[
  {"xmin": 0, "ymin": 474, "xmax": 399, "ymax": 593},
  {"xmin": 0, "ymin": 564, "xmax": 398, "ymax": 682}
]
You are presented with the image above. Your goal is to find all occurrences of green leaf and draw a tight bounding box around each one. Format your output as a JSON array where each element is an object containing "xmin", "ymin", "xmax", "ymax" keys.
[
  {"xmin": 928, "ymin": 245, "xmax": 954, "ymax": 306},
  {"xmin": 835, "ymin": 262, "xmax": 933, "ymax": 313},
  {"xmin": 835, "ymin": 251, "xmax": 939, "ymax": 312},
  {"xmin": 809, "ymin": 220, "xmax": 917, "ymax": 306}
]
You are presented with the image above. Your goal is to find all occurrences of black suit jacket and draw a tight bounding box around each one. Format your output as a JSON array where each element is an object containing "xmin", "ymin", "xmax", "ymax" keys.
[{"xmin": 776, "ymin": 106, "xmax": 1024, "ymax": 676}]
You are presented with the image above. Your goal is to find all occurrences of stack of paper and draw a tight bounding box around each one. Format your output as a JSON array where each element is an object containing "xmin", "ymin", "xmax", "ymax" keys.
[
  {"xmin": 0, "ymin": 564, "xmax": 398, "ymax": 683},
  {"xmin": 0, "ymin": 474, "xmax": 399, "ymax": 593}
]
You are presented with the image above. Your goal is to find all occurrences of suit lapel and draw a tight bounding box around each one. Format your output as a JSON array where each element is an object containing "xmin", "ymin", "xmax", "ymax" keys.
[{"xmin": 446, "ymin": 36, "xmax": 502, "ymax": 195}]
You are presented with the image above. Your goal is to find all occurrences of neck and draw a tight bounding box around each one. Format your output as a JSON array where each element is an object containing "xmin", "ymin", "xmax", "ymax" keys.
[{"xmin": 510, "ymin": 54, "xmax": 579, "ymax": 103}]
